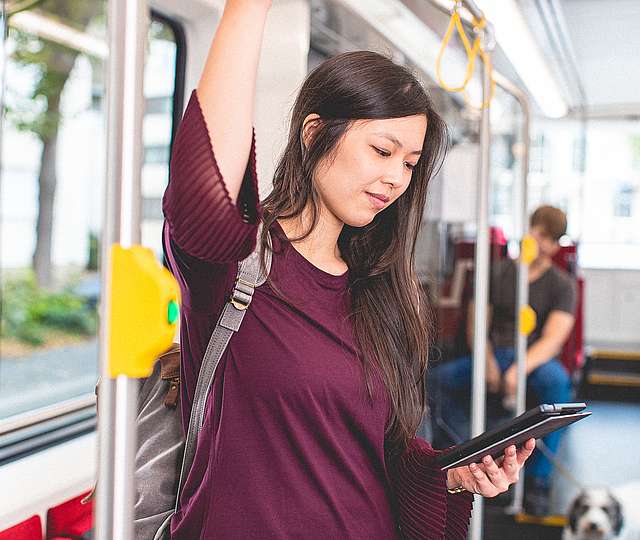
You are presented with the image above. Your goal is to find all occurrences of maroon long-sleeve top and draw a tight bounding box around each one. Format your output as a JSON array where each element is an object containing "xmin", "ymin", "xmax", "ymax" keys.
[{"xmin": 162, "ymin": 89, "xmax": 473, "ymax": 539}]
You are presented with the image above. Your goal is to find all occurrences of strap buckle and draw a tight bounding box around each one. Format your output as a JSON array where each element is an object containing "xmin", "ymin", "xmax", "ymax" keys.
[{"xmin": 229, "ymin": 277, "xmax": 254, "ymax": 311}]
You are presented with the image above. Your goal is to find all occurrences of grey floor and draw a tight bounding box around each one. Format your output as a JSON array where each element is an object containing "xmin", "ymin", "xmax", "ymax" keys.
[{"xmin": 550, "ymin": 399, "xmax": 640, "ymax": 514}]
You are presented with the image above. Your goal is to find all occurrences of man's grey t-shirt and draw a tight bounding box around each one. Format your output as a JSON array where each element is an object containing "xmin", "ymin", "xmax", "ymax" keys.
[{"xmin": 489, "ymin": 259, "xmax": 577, "ymax": 349}]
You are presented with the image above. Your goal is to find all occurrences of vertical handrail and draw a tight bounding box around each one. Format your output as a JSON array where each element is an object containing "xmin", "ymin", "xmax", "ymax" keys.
[
  {"xmin": 0, "ymin": 1, "xmax": 7, "ymax": 186},
  {"xmin": 423, "ymin": 1, "xmax": 533, "ymax": 537},
  {"xmin": 468, "ymin": 40, "xmax": 493, "ymax": 540},
  {"xmin": 460, "ymin": 2, "xmax": 495, "ymax": 538},
  {"xmin": 492, "ymin": 71, "xmax": 532, "ymax": 515},
  {"xmin": 96, "ymin": 1, "xmax": 148, "ymax": 539}
]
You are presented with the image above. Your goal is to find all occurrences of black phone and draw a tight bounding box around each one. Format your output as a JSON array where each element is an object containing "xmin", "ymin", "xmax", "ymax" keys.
[{"xmin": 434, "ymin": 403, "xmax": 591, "ymax": 470}]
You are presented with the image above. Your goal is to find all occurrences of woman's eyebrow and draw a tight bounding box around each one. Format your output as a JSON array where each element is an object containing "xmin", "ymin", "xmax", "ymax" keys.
[{"xmin": 374, "ymin": 132, "xmax": 422, "ymax": 155}]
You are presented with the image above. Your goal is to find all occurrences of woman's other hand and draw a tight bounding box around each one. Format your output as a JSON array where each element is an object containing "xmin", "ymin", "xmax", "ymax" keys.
[{"xmin": 445, "ymin": 439, "xmax": 535, "ymax": 497}]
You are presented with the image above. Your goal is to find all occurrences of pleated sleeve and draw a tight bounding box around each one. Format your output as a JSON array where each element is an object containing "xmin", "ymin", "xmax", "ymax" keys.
[
  {"xmin": 162, "ymin": 89, "xmax": 262, "ymax": 264},
  {"xmin": 390, "ymin": 437, "xmax": 474, "ymax": 539}
]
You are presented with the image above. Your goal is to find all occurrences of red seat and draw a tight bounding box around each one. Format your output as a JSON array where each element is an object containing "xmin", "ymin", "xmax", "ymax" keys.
[
  {"xmin": 46, "ymin": 491, "xmax": 93, "ymax": 540},
  {"xmin": 0, "ymin": 515, "xmax": 42, "ymax": 540}
]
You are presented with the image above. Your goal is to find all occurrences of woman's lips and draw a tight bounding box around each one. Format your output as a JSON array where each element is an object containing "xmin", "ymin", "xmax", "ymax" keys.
[{"xmin": 366, "ymin": 192, "xmax": 386, "ymax": 209}]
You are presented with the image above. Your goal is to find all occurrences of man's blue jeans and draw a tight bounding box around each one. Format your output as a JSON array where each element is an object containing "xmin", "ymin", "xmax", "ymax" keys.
[{"xmin": 427, "ymin": 347, "xmax": 573, "ymax": 486}]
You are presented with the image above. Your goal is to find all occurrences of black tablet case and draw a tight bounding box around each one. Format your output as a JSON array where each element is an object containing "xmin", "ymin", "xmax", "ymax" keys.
[{"xmin": 435, "ymin": 406, "xmax": 591, "ymax": 470}]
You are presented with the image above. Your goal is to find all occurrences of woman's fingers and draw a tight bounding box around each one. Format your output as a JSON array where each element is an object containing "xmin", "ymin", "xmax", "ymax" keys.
[
  {"xmin": 500, "ymin": 445, "xmax": 520, "ymax": 482},
  {"xmin": 468, "ymin": 463, "xmax": 501, "ymax": 496},
  {"xmin": 482, "ymin": 455, "xmax": 510, "ymax": 491},
  {"xmin": 492, "ymin": 439, "xmax": 537, "ymax": 468},
  {"xmin": 516, "ymin": 438, "xmax": 536, "ymax": 466},
  {"xmin": 449, "ymin": 440, "xmax": 536, "ymax": 497}
]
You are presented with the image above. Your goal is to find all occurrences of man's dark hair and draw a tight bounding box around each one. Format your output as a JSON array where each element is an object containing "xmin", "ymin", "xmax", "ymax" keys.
[{"xmin": 530, "ymin": 205, "xmax": 567, "ymax": 242}]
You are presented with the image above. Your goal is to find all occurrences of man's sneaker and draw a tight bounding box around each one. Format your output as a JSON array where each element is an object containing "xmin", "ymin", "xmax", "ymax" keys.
[{"xmin": 523, "ymin": 476, "xmax": 551, "ymax": 517}]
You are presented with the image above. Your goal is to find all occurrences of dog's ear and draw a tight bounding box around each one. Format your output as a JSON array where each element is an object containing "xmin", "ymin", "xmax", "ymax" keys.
[
  {"xmin": 609, "ymin": 493, "xmax": 624, "ymax": 536},
  {"xmin": 567, "ymin": 493, "xmax": 586, "ymax": 533}
]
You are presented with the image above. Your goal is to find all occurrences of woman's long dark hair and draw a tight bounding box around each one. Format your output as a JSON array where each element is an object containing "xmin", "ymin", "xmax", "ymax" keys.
[{"xmin": 259, "ymin": 51, "xmax": 448, "ymax": 461}]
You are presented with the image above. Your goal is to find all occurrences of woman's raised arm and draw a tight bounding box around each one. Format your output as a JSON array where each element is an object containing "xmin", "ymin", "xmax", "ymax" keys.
[
  {"xmin": 197, "ymin": 0, "xmax": 271, "ymax": 205},
  {"xmin": 163, "ymin": 0, "xmax": 271, "ymax": 263}
]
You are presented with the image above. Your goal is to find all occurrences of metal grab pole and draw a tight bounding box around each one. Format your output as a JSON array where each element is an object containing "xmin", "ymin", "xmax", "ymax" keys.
[
  {"xmin": 467, "ymin": 45, "xmax": 493, "ymax": 540},
  {"xmin": 459, "ymin": 2, "xmax": 495, "ymax": 539},
  {"xmin": 96, "ymin": 1, "xmax": 148, "ymax": 539},
  {"xmin": 492, "ymin": 72, "xmax": 532, "ymax": 515},
  {"xmin": 424, "ymin": 1, "xmax": 533, "ymax": 536}
]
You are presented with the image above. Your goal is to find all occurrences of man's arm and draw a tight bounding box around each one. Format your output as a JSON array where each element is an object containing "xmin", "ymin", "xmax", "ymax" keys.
[{"xmin": 525, "ymin": 310, "xmax": 575, "ymax": 373}]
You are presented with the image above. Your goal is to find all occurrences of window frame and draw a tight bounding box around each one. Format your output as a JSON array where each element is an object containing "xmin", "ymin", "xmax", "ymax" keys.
[{"xmin": 0, "ymin": 9, "xmax": 186, "ymax": 459}]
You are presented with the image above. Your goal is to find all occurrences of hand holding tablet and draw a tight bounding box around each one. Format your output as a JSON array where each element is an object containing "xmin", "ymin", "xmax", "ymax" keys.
[
  {"xmin": 439, "ymin": 403, "xmax": 591, "ymax": 497},
  {"xmin": 436, "ymin": 403, "xmax": 591, "ymax": 471},
  {"xmin": 445, "ymin": 438, "xmax": 536, "ymax": 497}
]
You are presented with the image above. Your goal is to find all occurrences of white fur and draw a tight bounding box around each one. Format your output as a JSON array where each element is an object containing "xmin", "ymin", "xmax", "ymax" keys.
[{"xmin": 563, "ymin": 482, "xmax": 640, "ymax": 540}]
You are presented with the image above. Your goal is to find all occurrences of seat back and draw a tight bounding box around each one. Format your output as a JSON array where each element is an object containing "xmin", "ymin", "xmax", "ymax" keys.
[
  {"xmin": 46, "ymin": 492, "xmax": 93, "ymax": 540},
  {"xmin": 0, "ymin": 515, "xmax": 42, "ymax": 540}
]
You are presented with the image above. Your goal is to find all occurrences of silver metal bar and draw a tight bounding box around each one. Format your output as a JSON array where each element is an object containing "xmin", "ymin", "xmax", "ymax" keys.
[
  {"xmin": 491, "ymin": 71, "xmax": 532, "ymax": 516},
  {"xmin": 460, "ymin": 0, "xmax": 483, "ymax": 21},
  {"xmin": 96, "ymin": 0, "xmax": 147, "ymax": 539},
  {"xmin": 468, "ymin": 45, "xmax": 493, "ymax": 540},
  {"xmin": 112, "ymin": 376, "xmax": 138, "ymax": 539},
  {"xmin": 0, "ymin": 395, "xmax": 96, "ymax": 435},
  {"xmin": 0, "ymin": 1, "xmax": 7, "ymax": 203},
  {"xmin": 419, "ymin": 0, "xmax": 534, "ymax": 534}
]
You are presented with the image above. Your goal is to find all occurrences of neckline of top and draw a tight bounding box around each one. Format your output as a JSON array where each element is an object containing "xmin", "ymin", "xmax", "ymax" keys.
[{"xmin": 270, "ymin": 219, "xmax": 350, "ymax": 287}]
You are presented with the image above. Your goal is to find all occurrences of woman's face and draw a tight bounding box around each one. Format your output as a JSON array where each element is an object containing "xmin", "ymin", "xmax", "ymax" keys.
[{"xmin": 309, "ymin": 114, "xmax": 427, "ymax": 228}]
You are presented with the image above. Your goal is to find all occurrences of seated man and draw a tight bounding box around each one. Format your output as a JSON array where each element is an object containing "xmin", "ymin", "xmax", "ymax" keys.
[{"xmin": 428, "ymin": 205, "xmax": 577, "ymax": 516}]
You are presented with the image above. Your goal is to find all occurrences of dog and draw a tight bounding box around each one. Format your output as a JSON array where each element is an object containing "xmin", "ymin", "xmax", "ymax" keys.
[{"xmin": 563, "ymin": 482, "xmax": 640, "ymax": 540}]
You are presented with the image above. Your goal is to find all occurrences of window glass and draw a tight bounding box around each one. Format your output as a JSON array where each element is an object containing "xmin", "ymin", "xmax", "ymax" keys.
[
  {"xmin": 531, "ymin": 119, "xmax": 640, "ymax": 269},
  {"xmin": 141, "ymin": 17, "xmax": 178, "ymax": 258},
  {"xmin": 0, "ymin": 4, "xmax": 181, "ymax": 420}
]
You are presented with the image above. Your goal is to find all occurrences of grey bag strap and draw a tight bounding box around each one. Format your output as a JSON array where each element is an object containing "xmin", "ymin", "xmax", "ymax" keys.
[{"xmin": 175, "ymin": 223, "xmax": 273, "ymax": 510}]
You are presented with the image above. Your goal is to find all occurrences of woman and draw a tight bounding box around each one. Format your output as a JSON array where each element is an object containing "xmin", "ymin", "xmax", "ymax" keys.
[{"xmin": 162, "ymin": 0, "xmax": 534, "ymax": 538}]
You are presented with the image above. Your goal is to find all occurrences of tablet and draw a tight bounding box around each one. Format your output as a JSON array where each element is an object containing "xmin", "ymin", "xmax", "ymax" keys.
[{"xmin": 434, "ymin": 403, "xmax": 592, "ymax": 471}]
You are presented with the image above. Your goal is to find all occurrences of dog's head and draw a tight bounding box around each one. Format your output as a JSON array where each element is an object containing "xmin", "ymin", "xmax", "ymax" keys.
[{"xmin": 566, "ymin": 488, "xmax": 624, "ymax": 539}]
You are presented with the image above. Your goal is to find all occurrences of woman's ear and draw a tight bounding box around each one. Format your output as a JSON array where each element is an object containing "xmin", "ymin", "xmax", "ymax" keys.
[{"xmin": 301, "ymin": 113, "xmax": 321, "ymax": 151}]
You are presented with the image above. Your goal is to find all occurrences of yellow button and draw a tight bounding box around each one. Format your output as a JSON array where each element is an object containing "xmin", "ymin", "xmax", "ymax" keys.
[
  {"xmin": 519, "ymin": 305, "xmax": 537, "ymax": 336},
  {"xmin": 521, "ymin": 235, "xmax": 538, "ymax": 265}
]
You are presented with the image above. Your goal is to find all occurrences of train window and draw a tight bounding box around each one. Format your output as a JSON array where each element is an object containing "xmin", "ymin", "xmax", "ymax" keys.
[
  {"xmin": 613, "ymin": 184, "xmax": 634, "ymax": 218},
  {"xmin": 0, "ymin": 5, "xmax": 184, "ymax": 430},
  {"xmin": 530, "ymin": 133, "xmax": 547, "ymax": 174},
  {"xmin": 529, "ymin": 120, "xmax": 640, "ymax": 269},
  {"xmin": 141, "ymin": 13, "xmax": 185, "ymax": 258}
]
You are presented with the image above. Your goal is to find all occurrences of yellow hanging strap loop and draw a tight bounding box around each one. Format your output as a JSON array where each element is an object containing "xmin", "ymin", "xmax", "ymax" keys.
[
  {"xmin": 435, "ymin": 7, "xmax": 477, "ymax": 92},
  {"xmin": 462, "ymin": 16, "xmax": 495, "ymax": 110},
  {"xmin": 462, "ymin": 46, "xmax": 496, "ymax": 110},
  {"xmin": 435, "ymin": 9, "xmax": 495, "ymax": 110}
]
